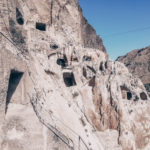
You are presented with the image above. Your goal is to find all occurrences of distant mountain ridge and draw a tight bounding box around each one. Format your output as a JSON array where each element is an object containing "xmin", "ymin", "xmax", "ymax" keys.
[{"xmin": 117, "ymin": 46, "xmax": 150, "ymax": 96}]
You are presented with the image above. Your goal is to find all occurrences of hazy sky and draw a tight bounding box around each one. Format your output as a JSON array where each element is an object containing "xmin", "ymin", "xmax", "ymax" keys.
[{"xmin": 79, "ymin": 0, "xmax": 150, "ymax": 60}]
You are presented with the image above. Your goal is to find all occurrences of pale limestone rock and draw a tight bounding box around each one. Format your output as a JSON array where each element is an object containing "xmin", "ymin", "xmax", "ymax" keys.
[{"xmin": 0, "ymin": 0, "xmax": 149, "ymax": 150}]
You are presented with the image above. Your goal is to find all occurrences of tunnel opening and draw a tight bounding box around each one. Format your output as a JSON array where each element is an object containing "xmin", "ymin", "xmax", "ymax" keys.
[
  {"xmin": 16, "ymin": 8, "xmax": 24, "ymax": 25},
  {"xmin": 127, "ymin": 92, "xmax": 132, "ymax": 100},
  {"xmin": 63, "ymin": 72, "xmax": 76, "ymax": 87},
  {"xmin": 57, "ymin": 59, "xmax": 66, "ymax": 68},
  {"xmin": 5, "ymin": 70, "xmax": 24, "ymax": 113},
  {"xmin": 36, "ymin": 22, "xmax": 46, "ymax": 31},
  {"xmin": 57, "ymin": 55, "xmax": 68, "ymax": 68}
]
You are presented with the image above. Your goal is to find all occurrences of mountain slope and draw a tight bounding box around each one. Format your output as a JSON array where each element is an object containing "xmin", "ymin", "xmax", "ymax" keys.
[{"xmin": 117, "ymin": 46, "xmax": 150, "ymax": 96}]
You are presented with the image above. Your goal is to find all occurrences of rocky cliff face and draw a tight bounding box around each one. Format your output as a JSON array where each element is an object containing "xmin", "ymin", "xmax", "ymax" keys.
[
  {"xmin": 117, "ymin": 46, "xmax": 150, "ymax": 96},
  {"xmin": 0, "ymin": 0, "xmax": 150, "ymax": 150}
]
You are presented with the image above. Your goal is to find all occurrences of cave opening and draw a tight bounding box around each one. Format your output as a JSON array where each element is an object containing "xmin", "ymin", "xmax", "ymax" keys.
[
  {"xmin": 36, "ymin": 22, "xmax": 46, "ymax": 31},
  {"xmin": 120, "ymin": 86, "xmax": 132, "ymax": 100},
  {"xmin": 57, "ymin": 59, "xmax": 67, "ymax": 68},
  {"xmin": 5, "ymin": 70, "xmax": 24, "ymax": 113},
  {"xmin": 57, "ymin": 55, "xmax": 68, "ymax": 68},
  {"xmin": 127, "ymin": 92, "xmax": 132, "ymax": 100},
  {"xmin": 63, "ymin": 72, "xmax": 76, "ymax": 87},
  {"xmin": 16, "ymin": 8, "xmax": 24, "ymax": 25}
]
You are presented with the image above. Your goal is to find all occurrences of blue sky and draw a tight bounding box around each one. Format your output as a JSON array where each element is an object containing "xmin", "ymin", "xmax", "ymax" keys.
[{"xmin": 79, "ymin": 0, "xmax": 150, "ymax": 60}]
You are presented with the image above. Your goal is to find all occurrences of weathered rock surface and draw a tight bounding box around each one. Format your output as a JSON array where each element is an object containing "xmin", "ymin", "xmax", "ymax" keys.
[
  {"xmin": 117, "ymin": 46, "xmax": 150, "ymax": 96},
  {"xmin": 0, "ymin": 0, "xmax": 150, "ymax": 150}
]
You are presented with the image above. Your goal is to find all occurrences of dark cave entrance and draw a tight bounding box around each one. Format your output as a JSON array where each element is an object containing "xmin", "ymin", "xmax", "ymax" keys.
[
  {"xmin": 5, "ymin": 70, "xmax": 24, "ymax": 113},
  {"xmin": 36, "ymin": 22, "xmax": 46, "ymax": 31},
  {"xmin": 16, "ymin": 8, "xmax": 24, "ymax": 25},
  {"xmin": 127, "ymin": 92, "xmax": 132, "ymax": 100},
  {"xmin": 63, "ymin": 72, "xmax": 76, "ymax": 87},
  {"xmin": 120, "ymin": 86, "xmax": 132, "ymax": 100},
  {"xmin": 57, "ymin": 55, "xmax": 68, "ymax": 68}
]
